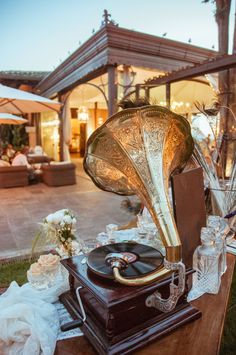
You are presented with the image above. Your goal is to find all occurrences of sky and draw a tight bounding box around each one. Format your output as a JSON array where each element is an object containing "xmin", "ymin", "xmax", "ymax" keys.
[{"xmin": 0, "ymin": 0, "xmax": 235, "ymax": 72}]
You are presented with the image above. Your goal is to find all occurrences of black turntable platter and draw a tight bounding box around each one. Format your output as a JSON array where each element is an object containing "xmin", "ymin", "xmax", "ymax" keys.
[{"xmin": 87, "ymin": 242, "xmax": 164, "ymax": 279}]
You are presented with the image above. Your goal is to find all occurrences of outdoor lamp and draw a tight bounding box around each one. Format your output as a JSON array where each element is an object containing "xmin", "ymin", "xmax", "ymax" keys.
[{"xmin": 77, "ymin": 106, "xmax": 89, "ymax": 122}]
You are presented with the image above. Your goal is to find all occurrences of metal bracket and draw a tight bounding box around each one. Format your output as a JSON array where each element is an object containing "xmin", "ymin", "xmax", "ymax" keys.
[
  {"xmin": 145, "ymin": 260, "xmax": 186, "ymax": 313},
  {"xmin": 76, "ymin": 286, "xmax": 86, "ymax": 322}
]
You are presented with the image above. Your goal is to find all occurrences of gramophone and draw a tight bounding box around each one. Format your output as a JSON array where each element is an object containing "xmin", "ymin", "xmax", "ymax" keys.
[{"xmin": 59, "ymin": 106, "xmax": 202, "ymax": 354}]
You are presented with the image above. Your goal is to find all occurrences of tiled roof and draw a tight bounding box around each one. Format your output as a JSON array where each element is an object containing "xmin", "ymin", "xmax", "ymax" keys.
[{"xmin": 0, "ymin": 70, "xmax": 50, "ymax": 81}]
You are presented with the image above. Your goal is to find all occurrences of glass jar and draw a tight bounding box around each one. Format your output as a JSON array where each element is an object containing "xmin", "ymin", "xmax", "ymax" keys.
[{"xmin": 192, "ymin": 227, "xmax": 221, "ymax": 295}]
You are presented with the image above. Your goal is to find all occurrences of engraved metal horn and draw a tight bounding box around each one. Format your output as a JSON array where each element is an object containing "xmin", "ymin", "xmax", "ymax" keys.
[{"xmin": 84, "ymin": 105, "xmax": 194, "ymax": 312}]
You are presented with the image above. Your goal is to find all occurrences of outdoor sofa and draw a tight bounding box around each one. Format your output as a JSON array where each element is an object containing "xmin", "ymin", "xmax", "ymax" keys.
[
  {"xmin": 0, "ymin": 166, "xmax": 28, "ymax": 188},
  {"xmin": 42, "ymin": 162, "xmax": 76, "ymax": 186}
]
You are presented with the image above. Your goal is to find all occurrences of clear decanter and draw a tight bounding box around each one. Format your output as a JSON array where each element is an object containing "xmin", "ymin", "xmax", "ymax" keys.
[
  {"xmin": 207, "ymin": 215, "xmax": 227, "ymax": 275},
  {"xmin": 191, "ymin": 227, "xmax": 221, "ymax": 299}
]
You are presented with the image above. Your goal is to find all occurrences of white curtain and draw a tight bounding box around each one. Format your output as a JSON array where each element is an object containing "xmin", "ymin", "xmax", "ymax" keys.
[{"xmin": 62, "ymin": 99, "xmax": 71, "ymax": 162}]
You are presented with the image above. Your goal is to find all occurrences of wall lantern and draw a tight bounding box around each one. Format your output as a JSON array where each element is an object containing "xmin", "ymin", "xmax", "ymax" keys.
[{"xmin": 77, "ymin": 106, "xmax": 89, "ymax": 122}]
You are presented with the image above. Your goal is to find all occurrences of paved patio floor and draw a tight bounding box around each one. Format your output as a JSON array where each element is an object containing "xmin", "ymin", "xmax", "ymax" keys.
[{"xmin": 0, "ymin": 159, "xmax": 132, "ymax": 259}]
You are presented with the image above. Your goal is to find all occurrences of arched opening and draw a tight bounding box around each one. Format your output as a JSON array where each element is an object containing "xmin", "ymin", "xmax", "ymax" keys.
[
  {"xmin": 40, "ymin": 76, "xmax": 108, "ymax": 160},
  {"xmin": 68, "ymin": 81, "xmax": 108, "ymax": 158}
]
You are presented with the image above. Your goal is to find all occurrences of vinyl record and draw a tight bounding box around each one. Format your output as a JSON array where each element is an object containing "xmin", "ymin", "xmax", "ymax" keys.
[{"xmin": 87, "ymin": 242, "xmax": 164, "ymax": 279}]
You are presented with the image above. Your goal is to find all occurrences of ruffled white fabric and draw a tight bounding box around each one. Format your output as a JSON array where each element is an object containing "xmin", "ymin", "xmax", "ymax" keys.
[{"xmin": 0, "ymin": 276, "xmax": 69, "ymax": 355}]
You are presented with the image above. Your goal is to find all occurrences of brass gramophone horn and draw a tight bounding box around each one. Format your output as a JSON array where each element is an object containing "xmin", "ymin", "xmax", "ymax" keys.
[{"xmin": 84, "ymin": 105, "xmax": 194, "ymax": 312}]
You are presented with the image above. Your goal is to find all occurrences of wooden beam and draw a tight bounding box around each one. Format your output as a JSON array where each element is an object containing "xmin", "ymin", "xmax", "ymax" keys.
[{"xmin": 145, "ymin": 54, "xmax": 236, "ymax": 86}]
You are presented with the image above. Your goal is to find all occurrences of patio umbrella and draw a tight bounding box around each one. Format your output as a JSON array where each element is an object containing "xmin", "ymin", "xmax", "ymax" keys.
[
  {"xmin": 0, "ymin": 84, "xmax": 61, "ymax": 114},
  {"xmin": 0, "ymin": 113, "xmax": 28, "ymax": 125}
]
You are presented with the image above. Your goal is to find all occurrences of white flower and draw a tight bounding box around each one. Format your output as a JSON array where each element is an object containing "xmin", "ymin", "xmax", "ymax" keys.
[
  {"xmin": 63, "ymin": 215, "xmax": 72, "ymax": 224},
  {"xmin": 53, "ymin": 212, "xmax": 64, "ymax": 224},
  {"xmin": 45, "ymin": 214, "xmax": 54, "ymax": 224},
  {"xmin": 40, "ymin": 209, "xmax": 77, "ymax": 250}
]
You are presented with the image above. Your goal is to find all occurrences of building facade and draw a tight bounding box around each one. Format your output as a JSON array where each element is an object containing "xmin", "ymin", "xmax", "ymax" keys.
[{"xmin": 1, "ymin": 12, "xmax": 218, "ymax": 160}]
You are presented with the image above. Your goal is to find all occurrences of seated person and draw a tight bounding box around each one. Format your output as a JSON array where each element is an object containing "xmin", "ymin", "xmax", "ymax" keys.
[
  {"xmin": 12, "ymin": 147, "xmax": 31, "ymax": 169},
  {"xmin": 1, "ymin": 148, "xmax": 10, "ymax": 163},
  {"xmin": 34, "ymin": 145, "xmax": 43, "ymax": 155},
  {"xmin": 6, "ymin": 144, "xmax": 15, "ymax": 160},
  {"xmin": 0, "ymin": 159, "xmax": 10, "ymax": 167},
  {"xmin": 12, "ymin": 147, "xmax": 37, "ymax": 183}
]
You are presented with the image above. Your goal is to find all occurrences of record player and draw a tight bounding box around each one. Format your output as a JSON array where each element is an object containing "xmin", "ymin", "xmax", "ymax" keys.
[
  {"xmin": 59, "ymin": 106, "xmax": 203, "ymax": 354},
  {"xmin": 60, "ymin": 244, "xmax": 201, "ymax": 354}
]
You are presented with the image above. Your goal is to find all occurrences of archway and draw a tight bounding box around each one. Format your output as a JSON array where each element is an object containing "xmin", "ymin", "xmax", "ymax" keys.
[{"xmin": 62, "ymin": 80, "xmax": 108, "ymax": 159}]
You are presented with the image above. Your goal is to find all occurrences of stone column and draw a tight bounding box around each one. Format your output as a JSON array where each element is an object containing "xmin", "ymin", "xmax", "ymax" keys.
[
  {"xmin": 107, "ymin": 65, "xmax": 118, "ymax": 116},
  {"xmin": 27, "ymin": 127, "xmax": 37, "ymax": 148},
  {"xmin": 135, "ymin": 84, "xmax": 140, "ymax": 101},
  {"xmin": 34, "ymin": 113, "xmax": 42, "ymax": 145},
  {"xmin": 145, "ymin": 87, "xmax": 150, "ymax": 102},
  {"xmin": 123, "ymin": 65, "xmax": 134, "ymax": 97},
  {"xmin": 166, "ymin": 83, "xmax": 171, "ymax": 110},
  {"xmin": 58, "ymin": 93, "xmax": 64, "ymax": 161}
]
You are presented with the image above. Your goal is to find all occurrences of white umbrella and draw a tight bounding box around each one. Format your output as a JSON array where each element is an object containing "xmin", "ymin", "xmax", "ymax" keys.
[
  {"xmin": 0, "ymin": 84, "xmax": 61, "ymax": 114},
  {"xmin": 0, "ymin": 113, "xmax": 28, "ymax": 125}
]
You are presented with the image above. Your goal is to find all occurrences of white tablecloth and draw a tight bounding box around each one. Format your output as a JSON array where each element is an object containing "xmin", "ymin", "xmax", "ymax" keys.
[{"xmin": 0, "ymin": 273, "xmax": 71, "ymax": 355}]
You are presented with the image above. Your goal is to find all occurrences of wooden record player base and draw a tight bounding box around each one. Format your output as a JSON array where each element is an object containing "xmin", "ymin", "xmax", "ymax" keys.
[
  {"xmin": 60, "ymin": 291, "xmax": 201, "ymax": 355},
  {"xmin": 83, "ymin": 303, "xmax": 200, "ymax": 355},
  {"xmin": 56, "ymin": 254, "xmax": 235, "ymax": 355}
]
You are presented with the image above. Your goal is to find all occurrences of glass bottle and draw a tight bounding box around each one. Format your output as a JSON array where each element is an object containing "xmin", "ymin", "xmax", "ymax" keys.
[
  {"xmin": 207, "ymin": 215, "xmax": 227, "ymax": 274},
  {"xmin": 192, "ymin": 227, "xmax": 221, "ymax": 295},
  {"xmin": 106, "ymin": 224, "xmax": 118, "ymax": 243}
]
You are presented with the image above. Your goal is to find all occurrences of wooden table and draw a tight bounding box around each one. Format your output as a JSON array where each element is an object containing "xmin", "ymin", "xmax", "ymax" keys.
[{"xmin": 55, "ymin": 254, "xmax": 235, "ymax": 355}]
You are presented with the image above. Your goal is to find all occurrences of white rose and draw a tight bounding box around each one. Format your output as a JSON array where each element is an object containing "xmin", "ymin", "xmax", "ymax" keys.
[
  {"xmin": 38, "ymin": 253, "xmax": 60, "ymax": 271},
  {"xmin": 72, "ymin": 217, "xmax": 76, "ymax": 225},
  {"xmin": 45, "ymin": 214, "xmax": 54, "ymax": 224},
  {"xmin": 52, "ymin": 212, "xmax": 64, "ymax": 224},
  {"xmin": 60, "ymin": 221, "xmax": 65, "ymax": 227},
  {"xmin": 63, "ymin": 215, "xmax": 72, "ymax": 224},
  {"xmin": 29, "ymin": 262, "xmax": 43, "ymax": 276}
]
